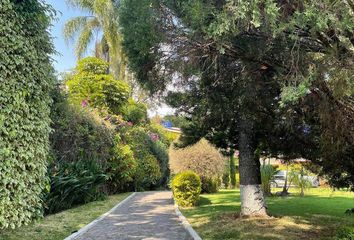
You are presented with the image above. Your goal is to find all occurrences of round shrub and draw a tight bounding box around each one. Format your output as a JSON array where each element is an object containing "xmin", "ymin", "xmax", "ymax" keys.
[{"xmin": 172, "ymin": 171, "xmax": 201, "ymax": 207}]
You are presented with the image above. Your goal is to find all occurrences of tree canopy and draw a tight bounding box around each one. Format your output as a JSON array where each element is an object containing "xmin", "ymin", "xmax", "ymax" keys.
[{"xmin": 119, "ymin": 0, "xmax": 354, "ymax": 215}]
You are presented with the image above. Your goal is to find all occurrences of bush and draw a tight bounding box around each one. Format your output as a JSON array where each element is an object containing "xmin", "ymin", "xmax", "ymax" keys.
[
  {"xmin": 106, "ymin": 139, "xmax": 137, "ymax": 194},
  {"xmin": 261, "ymin": 164, "xmax": 278, "ymax": 196},
  {"xmin": 172, "ymin": 171, "xmax": 201, "ymax": 207},
  {"xmin": 0, "ymin": 0, "xmax": 55, "ymax": 229},
  {"xmin": 45, "ymin": 160, "xmax": 107, "ymax": 214},
  {"xmin": 201, "ymin": 176, "xmax": 219, "ymax": 193},
  {"xmin": 124, "ymin": 127, "xmax": 164, "ymax": 190},
  {"xmin": 169, "ymin": 139, "xmax": 226, "ymax": 193},
  {"xmin": 50, "ymin": 94, "xmax": 114, "ymax": 166},
  {"xmin": 123, "ymin": 100, "xmax": 148, "ymax": 125}
]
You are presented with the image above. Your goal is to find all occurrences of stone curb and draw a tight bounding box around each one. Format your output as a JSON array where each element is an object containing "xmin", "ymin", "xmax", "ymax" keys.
[
  {"xmin": 174, "ymin": 202, "xmax": 202, "ymax": 240},
  {"xmin": 64, "ymin": 192, "xmax": 136, "ymax": 240}
]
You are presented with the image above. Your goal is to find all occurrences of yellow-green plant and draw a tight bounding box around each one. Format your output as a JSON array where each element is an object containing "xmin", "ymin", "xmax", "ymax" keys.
[{"xmin": 172, "ymin": 171, "xmax": 201, "ymax": 207}]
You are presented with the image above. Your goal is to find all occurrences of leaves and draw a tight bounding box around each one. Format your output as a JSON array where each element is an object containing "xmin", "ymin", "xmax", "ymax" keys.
[{"xmin": 0, "ymin": 0, "xmax": 55, "ymax": 229}]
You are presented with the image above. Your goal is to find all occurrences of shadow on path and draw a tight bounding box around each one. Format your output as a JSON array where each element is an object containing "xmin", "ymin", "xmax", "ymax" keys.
[{"xmin": 74, "ymin": 191, "xmax": 192, "ymax": 240}]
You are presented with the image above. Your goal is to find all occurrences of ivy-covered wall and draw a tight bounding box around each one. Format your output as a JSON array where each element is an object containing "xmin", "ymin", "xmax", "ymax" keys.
[{"xmin": 0, "ymin": 0, "xmax": 55, "ymax": 229}]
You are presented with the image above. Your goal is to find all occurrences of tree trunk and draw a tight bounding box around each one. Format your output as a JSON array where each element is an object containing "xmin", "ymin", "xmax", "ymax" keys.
[
  {"xmin": 230, "ymin": 150, "xmax": 236, "ymax": 189},
  {"xmin": 281, "ymin": 163, "xmax": 290, "ymax": 196},
  {"xmin": 239, "ymin": 114, "xmax": 267, "ymax": 217}
]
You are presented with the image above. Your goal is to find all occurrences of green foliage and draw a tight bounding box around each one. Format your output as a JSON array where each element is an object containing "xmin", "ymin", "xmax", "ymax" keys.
[
  {"xmin": 172, "ymin": 171, "xmax": 201, "ymax": 207},
  {"xmin": 0, "ymin": 0, "xmax": 55, "ymax": 229},
  {"xmin": 169, "ymin": 139, "xmax": 226, "ymax": 181},
  {"xmin": 222, "ymin": 171, "xmax": 230, "ymax": 189},
  {"xmin": 66, "ymin": 57, "xmax": 130, "ymax": 114},
  {"xmin": 200, "ymin": 176, "xmax": 219, "ymax": 194},
  {"xmin": 119, "ymin": 0, "xmax": 164, "ymax": 91},
  {"xmin": 336, "ymin": 227, "xmax": 354, "ymax": 240},
  {"xmin": 45, "ymin": 160, "xmax": 107, "ymax": 214},
  {"xmin": 50, "ymin": 91, "xmax": 114, "ymax": 165},
  {"xmin": 261, "ymin": 164, "xmax": 278, "ymax": 196},
  {"xmin": 106, "ymin": 137, "xmax": 137, "ymax": 193},
  {"xmin": 124, "ymin": 127, "xmax": 163, "ymax": 190},
  {"xmin": 230, "ymin": 154, "xmax": 237, "ymax": 189},
  {"xmin": 289, "ymin": 168, "xmax": 312, "ymax": 197},
  {"xmin": 148, "ymin": 139, "xmax": 170, "ymax": 186},
  {"xmin": 50, "ymin": 89, "xmax": 121, "ymax": 209},
  {"xmin": 123, "ymin": 99, "xmax": 148, "ymax": 125},
  {"xmin": 119, "ymin": 0, "xmax": 354, "ymax": 191}
]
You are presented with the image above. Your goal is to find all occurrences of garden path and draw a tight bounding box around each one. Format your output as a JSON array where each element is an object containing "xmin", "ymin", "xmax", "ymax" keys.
[{"xmin": 72, "ymin": 191, "xmax": 192, "ymax": 240}]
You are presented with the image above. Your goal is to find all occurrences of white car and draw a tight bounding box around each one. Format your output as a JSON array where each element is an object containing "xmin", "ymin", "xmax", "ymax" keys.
[{"xmin": 270, "ymin": 170, "xmax": 319, "ymax": 188}]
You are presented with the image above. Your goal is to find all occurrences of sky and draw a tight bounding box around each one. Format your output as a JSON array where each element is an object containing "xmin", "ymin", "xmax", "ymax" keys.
[
  {"xmin": 46, "ymin": 0, "xmax": 92, "ymax": 73},
  {"xmin": 45, "ymin": 0, "xmax": 174, "ymax": 116}
]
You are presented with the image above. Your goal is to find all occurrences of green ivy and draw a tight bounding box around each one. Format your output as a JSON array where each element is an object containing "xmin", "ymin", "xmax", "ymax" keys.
[{"xmin": 0, "ymin": 0, "xmax": 55, "ymax": 229}]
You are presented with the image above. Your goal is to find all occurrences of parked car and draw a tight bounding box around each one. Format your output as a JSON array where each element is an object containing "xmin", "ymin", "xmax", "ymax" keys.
[{"xmin": 270, "ymin": 170, "xmax": 319, "ymax": 188}]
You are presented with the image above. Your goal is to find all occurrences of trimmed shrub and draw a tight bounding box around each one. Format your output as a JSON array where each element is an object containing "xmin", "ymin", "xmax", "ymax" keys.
[
  {"xmin": 169, "ymin": 139, "xmax": 226, "ymax": 193},
  {"xmin": 172, "ymin": 171, "xmax": 201, "ymax": 207},
  {"xmin": 0, "ymin": 0, "xmax": 55, "ymax": 229}
]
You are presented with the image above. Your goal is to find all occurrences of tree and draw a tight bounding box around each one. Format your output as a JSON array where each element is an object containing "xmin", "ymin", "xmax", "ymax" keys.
[
  {"xmin": 119, "ymin": 0, "xmax": 354, "ymax": 216},
  {"xmin": 64, "ymin": 0, "xmax": 127, "ymax": 79},
  {"xmin": 65, "ymin": 57, "xmax": 130, "ymax": 115},
  {"xmin": 230, "ymin": 153, "xmax": 237, "ymax": 189}
]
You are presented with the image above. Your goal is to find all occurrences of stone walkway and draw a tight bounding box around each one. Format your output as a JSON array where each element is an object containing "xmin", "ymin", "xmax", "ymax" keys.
[{"xmin": 73, "ymin": 191, "xmax": 192, "ymax": 240}]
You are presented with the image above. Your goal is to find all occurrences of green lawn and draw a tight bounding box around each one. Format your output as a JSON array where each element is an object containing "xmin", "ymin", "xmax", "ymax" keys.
[
  {"xmin": 182, "ymin": 188, "xmax": 354, "ymax": 240},
  {"xmin": 0, "ymin": 193, "xmax": 131, "ymax": 240}
]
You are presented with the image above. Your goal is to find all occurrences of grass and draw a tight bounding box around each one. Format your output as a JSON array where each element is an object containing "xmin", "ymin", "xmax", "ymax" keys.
[
  {"xmin": 182, "ymin": 188, "xmax": 354, "ymax": 240},
  {"xmin": 0, "ymin": 193, "xmax": 131, "ymax": 240}
]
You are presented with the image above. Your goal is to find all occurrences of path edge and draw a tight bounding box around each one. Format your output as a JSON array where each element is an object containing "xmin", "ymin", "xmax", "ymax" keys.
[
  {"xmin": 64, "ymin": 192, "xmax": 136, "ymax": 240},
  {"xmin": 174, "ymin": 201, "xmax": 202, "ymax": 240}
]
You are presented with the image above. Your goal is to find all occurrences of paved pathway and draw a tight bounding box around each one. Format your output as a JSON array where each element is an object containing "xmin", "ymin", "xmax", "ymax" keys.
[{"xmin": 73, "ymin": 191, "xmax": 192, "ymax": 240}]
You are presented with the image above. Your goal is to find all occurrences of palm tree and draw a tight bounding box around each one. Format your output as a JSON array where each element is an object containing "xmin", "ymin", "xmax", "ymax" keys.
[{"xmin": 64, "ymin": 0, "xmax": 127, "ymax": 80}]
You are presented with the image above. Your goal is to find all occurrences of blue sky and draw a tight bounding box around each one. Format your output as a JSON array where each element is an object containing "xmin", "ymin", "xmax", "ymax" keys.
[{"xmin": 46, "ymin": 0, "xmax": 94, "ymax": 73}]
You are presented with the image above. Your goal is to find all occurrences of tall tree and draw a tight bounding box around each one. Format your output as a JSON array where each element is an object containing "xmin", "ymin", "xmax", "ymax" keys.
[
  {"xmin": 119, "ymin": 0, "xmax": 354, "ymax": 216},
  {"xmin": 64, "ymin": 0, "xmax": 127, "ymax": 79}
]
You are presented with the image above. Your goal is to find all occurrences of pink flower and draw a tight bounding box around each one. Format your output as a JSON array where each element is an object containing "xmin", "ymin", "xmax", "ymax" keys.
[
  {"xmin": 81, "ymin": 99, "xmax": 88, "ymax": 107},
  {"xmin": 127, "ymin": 122, "xmax": 133, "ymax": 127},
  {"xmin": 149, "ymin": 133, "xmax": 159, "ymax": 142}
]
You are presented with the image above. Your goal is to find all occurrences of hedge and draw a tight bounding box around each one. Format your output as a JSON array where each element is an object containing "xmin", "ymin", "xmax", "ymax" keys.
[{"xmin": 0, "ymin": 0, "xmax": 55, "ymax": 229}]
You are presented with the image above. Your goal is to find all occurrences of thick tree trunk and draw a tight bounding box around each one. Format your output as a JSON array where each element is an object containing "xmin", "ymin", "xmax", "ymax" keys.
[
  {"xmin": 237, "ymin": 63, "xmax": 268, "ymax": 216},
  {"xmin": 239, "ymin": 114, "xmax": 267, "ymax": 217}
]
